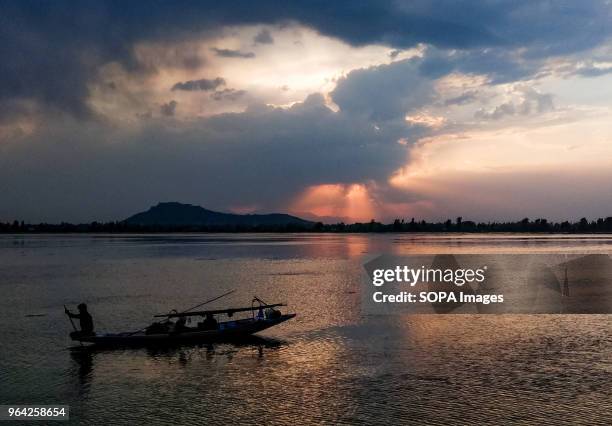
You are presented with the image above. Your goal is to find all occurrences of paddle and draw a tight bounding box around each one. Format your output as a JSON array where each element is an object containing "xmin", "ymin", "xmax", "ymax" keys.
[{"xmin": 64, "ymin": 305, "xmax": 83, "ymax": 346}]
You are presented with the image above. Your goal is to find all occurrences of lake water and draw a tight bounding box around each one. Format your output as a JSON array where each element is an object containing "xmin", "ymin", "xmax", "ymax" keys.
[{"xmin": 1, "ymin": 234, "xmax": 611, "ymax": 424}]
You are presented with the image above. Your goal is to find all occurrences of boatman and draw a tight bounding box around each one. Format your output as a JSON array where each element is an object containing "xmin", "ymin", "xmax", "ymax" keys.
[{"xmin": 65, "ymin": 303, "xmax": 94, "ymax": 336}]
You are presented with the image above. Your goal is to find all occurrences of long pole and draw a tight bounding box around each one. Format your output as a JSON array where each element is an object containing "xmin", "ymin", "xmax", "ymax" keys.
[
  {"xmin": 181, "ymin": 289, "xmax": 236, "ymax": 314},
  {"xmin": 126, "ymin": 289, "xmax": 237, "ymax": 336},
  {"xmin": 64, "ymin": 305, "xmax": 83, "ymax": 347}
]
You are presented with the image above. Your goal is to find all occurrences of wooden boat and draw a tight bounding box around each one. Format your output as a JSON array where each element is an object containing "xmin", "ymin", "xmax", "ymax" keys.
[{"xmin": 69, "ymin": 298, "xmax": 295, "ymax": 347}]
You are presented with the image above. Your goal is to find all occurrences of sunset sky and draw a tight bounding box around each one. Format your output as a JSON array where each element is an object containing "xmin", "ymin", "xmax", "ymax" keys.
[{"xmin": 2, "ymin": 1, "xmax": 612, "ymax": 223}]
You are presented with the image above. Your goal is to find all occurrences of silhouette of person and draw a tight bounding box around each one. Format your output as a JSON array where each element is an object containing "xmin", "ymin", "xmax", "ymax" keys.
[
  {"xmin": 65, "ymin": 303, "xmax": 94, "ymax": 336},
  {"xmin": 202, "ymin": 313, "xmax": 218, "ymax": 330},
  {"xmin": 174, "ymin": 316, "xmax": 188, "ymax": 333}
]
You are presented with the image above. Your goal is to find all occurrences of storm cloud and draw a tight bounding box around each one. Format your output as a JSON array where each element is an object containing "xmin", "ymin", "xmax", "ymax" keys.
[
  {"xmin": 0, "ymin": 94, "xmax": 417, "ymax": 222},
  {"xmin": 2, "ymin": 1, "xmax": 612, "ymax": 222},
  {"xmin": 2, "ymin": 1, "xmax": 612, "ymax": 117},
  {"xmin": 332, "ymin": 58, "xmax": 434, "ymax": 121}
]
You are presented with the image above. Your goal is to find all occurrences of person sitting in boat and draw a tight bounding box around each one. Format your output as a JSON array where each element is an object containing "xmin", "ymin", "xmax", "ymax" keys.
[
  {"xmin": 173, "ymin": 316, "xmax": 189, "ymax": 333},
  {"xmin": 65, "ymin": 303, "xmax": 94, "ymax": 337},
  {"xmin": 200, "ymin": 313, "xmax": 218, "ymax": 330}
]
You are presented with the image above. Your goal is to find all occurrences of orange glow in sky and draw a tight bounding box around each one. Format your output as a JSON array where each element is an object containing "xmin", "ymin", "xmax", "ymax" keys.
[{"xmin": 291, "ymin": 183, "xmax": 376, "ymax": 222}]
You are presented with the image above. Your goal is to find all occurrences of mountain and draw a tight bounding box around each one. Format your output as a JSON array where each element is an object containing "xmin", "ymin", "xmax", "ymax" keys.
[{"xmin": 124, "ymin": 202, "xmax": 314, "ymax": 228}]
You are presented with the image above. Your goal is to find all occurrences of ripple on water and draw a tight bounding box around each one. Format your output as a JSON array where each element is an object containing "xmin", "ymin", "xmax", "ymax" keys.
[{"xmin": 1, "ymin": 234, "xmax": 612, "ymax": 424}]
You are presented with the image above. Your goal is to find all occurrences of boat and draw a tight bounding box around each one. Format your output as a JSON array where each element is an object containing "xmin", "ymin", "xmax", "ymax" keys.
[{"xmin": 68, "ymin": 297, "xmax": 295, "ymax": 347}]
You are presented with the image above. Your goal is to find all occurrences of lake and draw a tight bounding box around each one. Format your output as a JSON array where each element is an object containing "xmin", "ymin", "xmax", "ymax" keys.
[{"xmin": 1, "ymin": 234, "xmax": 611, "ymax": 424}]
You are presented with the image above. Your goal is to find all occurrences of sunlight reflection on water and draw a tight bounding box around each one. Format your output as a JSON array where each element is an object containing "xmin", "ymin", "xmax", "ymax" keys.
[{"xmin": 0, "ymin": 233, "xmax": 611, "ymax": 424}]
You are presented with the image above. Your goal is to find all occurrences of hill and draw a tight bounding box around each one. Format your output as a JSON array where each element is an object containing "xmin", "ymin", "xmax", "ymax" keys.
[{"xmin": 124, "ymin": 202, "xmax": 313, "ymax": 228}]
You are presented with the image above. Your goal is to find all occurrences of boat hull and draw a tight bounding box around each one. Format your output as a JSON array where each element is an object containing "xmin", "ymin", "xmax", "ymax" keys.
[{"xmin": 72, "ymin": 314, "xmax": 296, "ymax": 347}]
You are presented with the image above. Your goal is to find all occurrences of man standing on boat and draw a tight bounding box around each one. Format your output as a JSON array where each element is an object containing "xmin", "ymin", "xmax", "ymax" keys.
[{"xmin": 65, "ymin": 303, "xmax": 94, "ymax": 336}]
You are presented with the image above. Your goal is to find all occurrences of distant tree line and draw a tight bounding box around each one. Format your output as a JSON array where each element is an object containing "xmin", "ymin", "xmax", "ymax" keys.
[
  {"xmin": 323, "ymin": 216, "xmax": 612, "ymax": 233},
  {"xmin": 0, "ymin": 220, "xmax": 312, "ymax": 233},
  {"xmin": 3, "ymin": 216, "xmax": 612, "ymax": 233}
]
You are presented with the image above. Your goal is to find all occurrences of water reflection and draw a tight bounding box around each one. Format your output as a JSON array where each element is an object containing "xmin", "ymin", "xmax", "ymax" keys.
[
  {"xmin": 67, "ymin": 336, "xmax": 285, "ymax": 384},
  {"xmin": 68, "ymin": 347, "xmax": 94, "ymax": 395},
  {"xmin": 2, "ymin": 234, "xmax": 612, "ymax": 424}
]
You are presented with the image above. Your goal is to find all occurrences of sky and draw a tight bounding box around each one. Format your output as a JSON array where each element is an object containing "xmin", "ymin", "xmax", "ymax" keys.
[{"xmin": 2, "ymin": 1, "xmax": 612, "ymax": 223}]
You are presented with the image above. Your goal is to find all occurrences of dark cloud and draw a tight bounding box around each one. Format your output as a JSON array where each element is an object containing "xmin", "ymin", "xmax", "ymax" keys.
[
  {"xmin": 0, "ymin": 95, "xmax": 417, "ymax": 222},
  {"xmin": 332, "ymin": 57, "xmax": 434, "ymax": 121},
  {"xmin": 2, "ymin": 1, "xmax": 611, "ymax": 117},
  {"xmin": 210, "ymin": 48, "xmax": 255, "ymax": 58},
  {"xmin": 160, "ymin": 100, "xmax": 177, "ymax": 116},
  {"xmin": 253, "ymin": 29, "xmax": 274, "ymax": 44},
  {"xmin": 2, "ymin": 1, "xmax": 612, "ymax": 222},
  {"xmin": 418, "ymin": 47, "xmax": 542, "ymax": 84},
  {"xmin": 171, "ymin": 77, "xmax": 226, "ymax": 91},
  {"xmin": 211, "ymin": 89, "xmax": 247, "ymax": 101}
]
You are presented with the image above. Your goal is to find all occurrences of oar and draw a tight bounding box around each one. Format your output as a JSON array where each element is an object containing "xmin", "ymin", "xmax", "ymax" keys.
[{"xmin": 64, "ymin": 305, "xmax": 83, "ymax": 347}]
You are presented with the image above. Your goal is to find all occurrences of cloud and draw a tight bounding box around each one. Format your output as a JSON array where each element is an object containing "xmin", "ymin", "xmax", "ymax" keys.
[
  {"xmin": 253, "ymin": 29, "xmax": 274, "ymax": 45},
  {"xmin": 134, "ymin": 41, "xmax": 206, "ymax": 71},
  {"xmin": 574, "ymin": 64, "xmax": 612, "ymax": 78},
  {"xmin": 2, "ymin": 1, "xmax": 612, "ymax": 118},
  {"xmin": 171, "ymin": 77, "xmax": 226, "ymax": 91},
  {"xmin": 475, "ymin": 102, "xmax": 515, "ymax": 120},
  {"xmin": 443, "ymin": 91, "xmax": 478, "ymax": 106},
  {"xmin": 331, "ymin": 57, "xmax": 434, "ymax": 122},
  {"xmin": 210, "ymin": 48, "xmax": 255, "ymax": 58},
  {"xmin": 475, "ymin": 87, "xmax": 554, "ymax": 120},
  {"xmin": 211, "ymin": 89, "xmax": 247, "ymax": 101},
  {"xmin": 418, "ymin": 47, "xmax": 542, "ymax": 84},
  {"xmin": 3, "ymin": 1, "xmax": 612, "ymax": 223},
  {"xmin": 160, "ymin": 100, "xmax": 177, "ymax": 116},
  {"xmin": 0, "ymin": 93, "xmax": 418, "ymax": 222}
]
